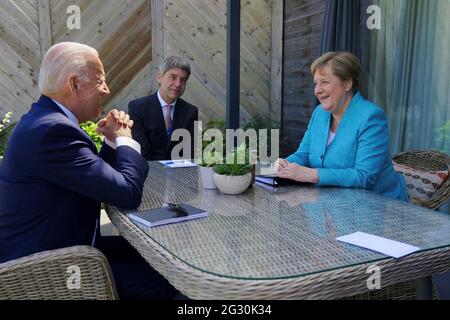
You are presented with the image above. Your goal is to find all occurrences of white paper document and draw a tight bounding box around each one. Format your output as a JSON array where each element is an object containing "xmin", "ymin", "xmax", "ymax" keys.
[
  {"xmin": 158, "ymin": 159, "xmax": 197, "ymax": 168},
  {"xmin": 336, "ymin": 231, "xmax": 420, "ymax": 258}
]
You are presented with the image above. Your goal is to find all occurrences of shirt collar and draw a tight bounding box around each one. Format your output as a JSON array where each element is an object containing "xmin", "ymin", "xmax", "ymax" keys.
[
  {"xmin": 157, "ymin": 90, "xmax": 177, "ymax": 108},
  {"xmin": 51, "ymin": 99, "xmax": 80, "ymax": 126}
]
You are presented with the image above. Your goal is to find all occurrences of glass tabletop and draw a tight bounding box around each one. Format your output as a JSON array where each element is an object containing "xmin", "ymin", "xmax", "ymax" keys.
[{"xmin": 118, "ymin": 162, "xmax": 450, "ymax": 280}]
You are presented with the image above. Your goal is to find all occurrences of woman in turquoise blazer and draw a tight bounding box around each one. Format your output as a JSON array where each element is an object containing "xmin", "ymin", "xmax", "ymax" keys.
[{"xmin": 277, "ymin": 52, "xmax": 408, "ymax": 201}]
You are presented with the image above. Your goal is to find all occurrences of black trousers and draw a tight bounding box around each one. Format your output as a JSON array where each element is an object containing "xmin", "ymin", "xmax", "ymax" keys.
[{"xmin": 95, "ymin": 236, "xmax": 177, "ymax": 300}]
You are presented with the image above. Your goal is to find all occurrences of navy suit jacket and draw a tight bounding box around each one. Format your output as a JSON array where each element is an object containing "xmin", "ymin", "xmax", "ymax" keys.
[
  {"xmin": 0, "ymin": 96, "xmax": 149, "ymax": 263},
  {"xmin": 128, "ymin": 93, "xmax": 198, "ymax": 160}
]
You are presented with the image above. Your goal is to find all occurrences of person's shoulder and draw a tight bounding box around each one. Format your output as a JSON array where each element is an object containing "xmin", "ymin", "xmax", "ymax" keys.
[
  {"xmin": 177, "ymin": 97, "xmax": 198, "ymax": 112},
  {"xmin": 310, "ymin": 104, "xmax": 327, "ymax": 119},
  {"xmin": 21, "ymin": 105, "xmax": 68, "ymax": 133},
  {"xmin": 356, "ymin": 93, "xmax": 384, "ymax": 115},
  {"xmin": 129, "ymin": 93, "xmax": 157, "ymax": 108},
  {"xmin": 43, "ymin": 117, "xmax": 84, "ymax": 138}
]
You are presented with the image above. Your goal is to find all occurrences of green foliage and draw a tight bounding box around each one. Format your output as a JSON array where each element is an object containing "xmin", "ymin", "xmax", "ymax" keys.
[
  {"xmin": 198, "ymin": 119, "xmax": 226, "ymax": 166},
  {"xmin": 80, "ymin": 121, "xmax": 103, "ymax": 152},
  {"xmin": 201, "ymin": 150, "xmax": 222, "ymax": 167},
  {"xmin": 200, "ymin": 115, "xmax": 284, "ymax": 164},
  {"xmin": 0, "ymin": 111, "xmax": 15, "ymax": 157},
  {"xmin": 0, "ymin": 124, "xmax": 16, "ymax": 157},
  {"xmin": 242, "ymin": 114, "xmax": 280, "ymax": 131},
  {"xmin": 213, "ymin": 161, "xmax": 253, "ymax": 176},
  {"xmin": 213, "ymin": 144, "xmax": 254, "ymax": 176},
  {"xmin": 242, "ymin": 115, "xmax": 286, "ymax": 158},
  {"xmin": 435, "ymin": 120, "xmax": 450, "ymax": 154}
]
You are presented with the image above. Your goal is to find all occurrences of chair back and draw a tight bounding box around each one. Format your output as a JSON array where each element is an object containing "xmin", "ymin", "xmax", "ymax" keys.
[
  {"xmin": 392, "ymin": 150, "xmax": 450, "ymax": 210},
  {"xmin": 0, "ymin": 246, "xmax": 119, "ymax": 300}
]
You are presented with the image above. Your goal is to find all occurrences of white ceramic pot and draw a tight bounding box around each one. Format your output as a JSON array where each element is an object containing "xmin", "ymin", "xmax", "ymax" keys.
[
  {"xmin": 199, "ymin": 166, "xmax": 217, "ymax": 189},
  {"xmin": 213, "ymin": 173, "xmax": 252, "ymax": 195}
]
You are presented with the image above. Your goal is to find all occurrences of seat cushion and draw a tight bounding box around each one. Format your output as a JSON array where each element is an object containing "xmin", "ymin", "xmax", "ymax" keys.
[{"xmin": 393, "ymin": 161, "xmax": 449, "ymax": 202}]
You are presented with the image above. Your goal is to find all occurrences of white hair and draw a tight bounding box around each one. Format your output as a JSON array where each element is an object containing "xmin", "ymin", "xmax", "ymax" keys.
[{"xmin": 38, "ymin": 42, "xmax": 99, "ymax": 95}]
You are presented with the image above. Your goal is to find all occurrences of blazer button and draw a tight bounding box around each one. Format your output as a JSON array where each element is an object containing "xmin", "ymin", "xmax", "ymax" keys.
[{"xmin": 320, "ymin": 154, "xmax": 324, "ymax": 160}]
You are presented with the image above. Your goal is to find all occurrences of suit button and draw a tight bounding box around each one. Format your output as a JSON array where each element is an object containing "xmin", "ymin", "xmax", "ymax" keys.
[{"xmin": 320, "ymin": 154, "xmax": 324, "ymax": 160}]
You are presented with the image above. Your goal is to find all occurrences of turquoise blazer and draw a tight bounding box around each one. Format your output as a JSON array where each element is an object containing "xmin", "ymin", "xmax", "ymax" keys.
[{"xmin": 286, "ymin": 92, "xmax": 408, "ymax": 201}]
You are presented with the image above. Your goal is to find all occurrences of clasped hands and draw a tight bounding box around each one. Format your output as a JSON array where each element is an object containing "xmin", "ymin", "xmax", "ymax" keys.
[
  {"xmin": 274, "ymin": 158, "xmax": 319, "ymax": 184},
  {"xmin": 96, "ymin": 109, "xmax": 133, "ymax": 141}
]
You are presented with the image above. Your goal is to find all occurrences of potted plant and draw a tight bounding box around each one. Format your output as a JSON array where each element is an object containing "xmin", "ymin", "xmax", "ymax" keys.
[
  {"xmin": 199, "ymin": 150, "xmax": 222, "ymax": 189},
  {"xmin": 213, "ymin": 144, "xmax": 255, "ymax": 195}
]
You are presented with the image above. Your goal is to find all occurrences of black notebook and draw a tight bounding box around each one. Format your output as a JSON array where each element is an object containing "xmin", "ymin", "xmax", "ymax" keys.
[
  {"xmin": 255, "ymin": 175, "xmax": 309, "ymax": 187},
  {"xmin": 128, "ymin": 204, "xmax": 208, "ymax": 228}
]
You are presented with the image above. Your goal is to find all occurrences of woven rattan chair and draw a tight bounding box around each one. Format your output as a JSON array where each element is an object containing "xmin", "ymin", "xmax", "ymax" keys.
[
  {"xmin": 393, "ymin": 150, "xmax": 450, "ymax": 210},
  {"xmin": 0, "ymin": 245, "xmax": 118, "ymax": 300},
  {"xmin": 351, "ymin": 150, "xmax": 450, "ymax": 300}
]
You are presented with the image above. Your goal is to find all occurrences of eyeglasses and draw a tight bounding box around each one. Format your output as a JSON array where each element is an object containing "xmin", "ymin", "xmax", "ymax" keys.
[{"xmin": 167, "ymin": 202, "xmax": 188, "ymax": 217}]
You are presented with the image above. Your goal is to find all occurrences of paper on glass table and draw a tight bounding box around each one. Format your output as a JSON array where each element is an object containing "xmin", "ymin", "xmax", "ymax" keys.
[
  {"xmin": 158, "ymin": 159, "xmax": 197, "ymax": 168},
  {"xmin": 336, "ymin": 231, "xmax": 420, "ymax": 258}
]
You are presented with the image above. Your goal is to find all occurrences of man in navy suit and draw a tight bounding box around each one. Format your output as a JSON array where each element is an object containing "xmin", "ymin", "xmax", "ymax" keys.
[
  {"xmin": 0, "ymin": 42, "xmax": 176, "ymax": 299},
  {"xmin": 129, "ymin": 56, "xmax": 198, "ymax": 160}
]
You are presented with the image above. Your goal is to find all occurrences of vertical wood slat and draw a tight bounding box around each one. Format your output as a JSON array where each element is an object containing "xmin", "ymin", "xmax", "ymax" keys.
[
  {"xmin": 282, "ymin": 0, "xmax": 326, "ymax": 155},
  {"xmin": 270, "ymin": 0, "xmax": 283, "ymax": 123},
  {"xmin": 151, "ymin": 0, "xmax": 163, "ymax": 91},
  {"xmin": 38, "ymin": 0, "xmax": 52, "ymax": 61},
  {"xmin": 161, "ymin": 0, "xmax": 272, "ymax": 123}
]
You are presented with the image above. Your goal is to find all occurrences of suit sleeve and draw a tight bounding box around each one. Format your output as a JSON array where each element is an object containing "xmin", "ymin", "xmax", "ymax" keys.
[
  {"xmin": 317, "ymin": 108, "xmax": 389, "ymax": 188},
  {"xmin": 129, "ymin": 101, "xmax": 152, "ymax": 160},
  {"xmin": 37, "ymin": 123, "xmax": 149, "ymax": 209},
  {"xmin": 98, "ymin": 141, "xmax": 116, "ymax": 166}
]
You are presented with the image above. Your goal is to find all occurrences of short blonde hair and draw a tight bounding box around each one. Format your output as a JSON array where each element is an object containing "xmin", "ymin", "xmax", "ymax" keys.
[
  {"xmin": 311, "ymin": 52, "xmax": 361, "ymax": 94},
  {"xmin": 38, "ymin": 42, "xmax": 99, "ymax": 95}
]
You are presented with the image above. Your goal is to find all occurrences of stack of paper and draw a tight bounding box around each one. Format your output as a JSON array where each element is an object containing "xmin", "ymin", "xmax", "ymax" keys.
[
  {"xmin": 158, "ymin": 159, "xmax": 197, "ymax": 168},
  {"xmin": 336, "ymin": 231, "xmax": 420, "ymax": 258}
]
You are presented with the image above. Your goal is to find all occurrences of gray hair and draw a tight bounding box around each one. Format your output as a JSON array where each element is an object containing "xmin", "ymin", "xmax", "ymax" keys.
[
  {"xmin": 159, "ymin": 56, "xmax": 191, "ymax": 78},
  {"xmin": 38, "ymin": 42, "xmax": 99, "ymax": 95}
]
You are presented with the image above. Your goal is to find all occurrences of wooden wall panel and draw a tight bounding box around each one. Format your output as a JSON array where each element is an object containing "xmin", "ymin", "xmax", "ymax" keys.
[
  {"xmin": 282, "ymin": 0, "xmax": 326, "ymax": 155},
  {"xmin": 0, "ymin": 0, "xmax": 40, "ymax": 121},
  {"xmin": 161, "ymin": 0, "xmax": 273, "ymax": 124},
  {"xmin": 50, "ymin": 0, "xmax": 152, "ymax": 113},
  {"xmin": 2, "ymin": 0, "xmax": 279, "ymax": 130}
]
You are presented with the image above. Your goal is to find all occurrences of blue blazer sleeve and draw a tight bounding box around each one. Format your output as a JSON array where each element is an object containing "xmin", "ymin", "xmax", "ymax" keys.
[
  {"xmin": 317, "ymin": 107, "xmax": 389, "ymax": 188},
  {"xmin": 37, "ymin": 123, "xmax": 149, "ymax": 209}
]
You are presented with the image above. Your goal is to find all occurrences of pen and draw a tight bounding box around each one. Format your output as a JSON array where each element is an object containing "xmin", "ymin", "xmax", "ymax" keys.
[{"xmin": 167, "ymin": 202, "xmax": 188, "ymax": 216}]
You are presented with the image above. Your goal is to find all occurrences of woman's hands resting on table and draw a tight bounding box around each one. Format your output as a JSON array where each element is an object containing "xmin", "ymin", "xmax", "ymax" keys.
[{"xmin": 274, "ymin": 158, "xmax": 319, "ymax": 184}]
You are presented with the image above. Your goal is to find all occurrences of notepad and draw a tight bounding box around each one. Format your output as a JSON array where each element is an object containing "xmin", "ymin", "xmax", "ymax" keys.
[
  {"xmin": 336, "ymin": 231, "xmax": 420, "ymax": 258},
  {"xmin": 255, "ymin": 175, "xmax": 306, "ymax": 187},
  {"xmin": 158, "ymin": 159, "xmax": 197, "ymax": 168},
  {"xmin": 128, "ymin": 204, "xmax": 208, "ymax": 228}
]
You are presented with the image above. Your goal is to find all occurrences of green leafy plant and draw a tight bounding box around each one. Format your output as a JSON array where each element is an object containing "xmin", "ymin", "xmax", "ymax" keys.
[
  {"xmin": 242, "ymin": 115, "xmax": 286, "ymax": 159},
  {"xmin": 80, "ymin": 121, "xmax": 103, "ymax": 152},
  {"xmin": 0, "ymin": 111, "xmax": 15, "ymax": 157},
  {"xmin": 198, "ymin": 119, "xmax": 226, "ymax": 166},
  {"xmin": 213, "ymin": 144, "xmax": 254, "ymax": 176},
  {"xmin": 201, "ymin": 150, "xmax": 222, "ymax": 167},
  {"xmin": 435, "ymin": 120, "xmax": 450, "ymax": 154}
]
